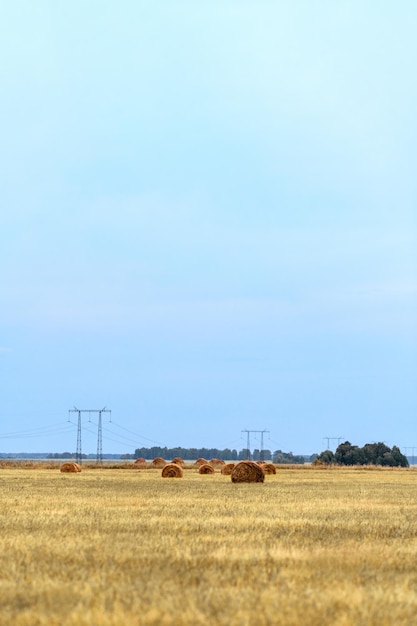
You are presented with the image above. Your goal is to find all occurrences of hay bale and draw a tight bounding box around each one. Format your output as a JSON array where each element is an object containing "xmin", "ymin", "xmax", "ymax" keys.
[
  {"xmin": 221, "ymin": 462, "xmax": 235, "ymax": 475},
  {"xmin": 133, "ymin": 457, "xmax": 147, "ymax": 467},
  {"xmin": 150, "ymin": 457, "xmax": 166, "ymax": 468},
  {"xmin": 262, "ymin": 463, "xmax": 277, "ymax": 475},
  {"xmin": 193, "ymin": 457, "xmax": 208, "ymax": 468},
  {"xmin": 60, "ymin": 462, "xmax": 81, "ymax": 473},
  {"xmin": 231, "ymin": 461, "xmax": 265, "ymax": 483},
  {"xmin": 199, "ymin": 463, "xmax": 215, "ymax": 474},
  {"xmin": 171, "ymin": 457, "xmax": 185, "ymax": 467},
  {"xmin": 161, "ymin": 463, "xmax": 184, "ymax": 478},
  {"xmin": 210, "ymin": 458, "xmax": 225, "ymax": 468}
]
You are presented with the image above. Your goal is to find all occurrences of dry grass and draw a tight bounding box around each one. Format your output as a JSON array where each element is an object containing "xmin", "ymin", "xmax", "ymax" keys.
[
  {"xmin": 0, "ymin": 460, "xmax": 59, "ymax": 470},
  {"xmin": 1, "ymin": 467, "xmax": 417, "ymax": 625}
]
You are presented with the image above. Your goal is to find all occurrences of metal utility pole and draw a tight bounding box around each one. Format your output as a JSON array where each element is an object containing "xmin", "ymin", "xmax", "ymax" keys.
[
  {"xmin": 323, "ymin": 437, "xmax": 344, "ymax": 451},
  {"xmin": 259, "ymin": 429, "xmax": 270, "ymax": 461},
  {"xmin": 97, "ymin": 410, "xmax": 103, "ymax": 464},
  {"xmin": 241, "ymin": 429, "xmax": 270, "ymax": 460},
  {"xmin": 404, "ymin": 446, "xmax": 416, "ymax": 466},
  {"xmin": 242, "ymin": 429, "xmax": 251, "ymax": 459},
  {"xmin": 75, "ymin": 408, "xmax": 82, "ymax": 464},
  {"xmin": 68, "ymin": 407, "xmax": 111, "ymax": 464}
]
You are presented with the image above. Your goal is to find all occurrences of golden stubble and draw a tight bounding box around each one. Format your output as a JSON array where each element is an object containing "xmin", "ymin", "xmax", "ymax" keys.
[{"xmin": 1, "ymin": 467, "xmax": 417, "ymax": 625}]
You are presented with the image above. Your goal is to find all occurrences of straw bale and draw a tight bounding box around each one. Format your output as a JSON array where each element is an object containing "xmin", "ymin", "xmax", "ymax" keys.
[
  {"xmin": 221, "ymin": 462, "xmax": 235, "ymax": 475},
  {"xmin": 171, "ymin": 457, "xmax": 185, "ymax": 467},
  {"xmin": 262, "ymin": 463, "xmax": 277, "ymax": 475},
  {"xmin": 231, "ymin": 461, "xmax": 265, "ymax": 483},
  {"xmin": 161, "ymin": 463, "xmax": 184, "ymax": 478},
  {"xmin": 133, "ymin": 457, "xmax": 147, "ymax": 467},
  {"xmin": 150, "ymin": 457, "xmax": 166, "ymax": 468},
  {"xmin": 193, "ymin": 458, "xmax": 208, "ymax": 468},
  {"xmin": 60, "ymin": 462, "xmax": 81, "ymax": 473},
  {"xmin": 199, "ymin": 463, "xmax": 215, "ymax": 474},
  {"xmin": 210, "ymin": 458, "xmax": 226, "ymax": 468}
]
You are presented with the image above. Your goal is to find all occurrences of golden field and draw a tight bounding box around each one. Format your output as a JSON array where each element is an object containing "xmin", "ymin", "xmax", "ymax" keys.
[{"xmin": 1, "ymin": 465, "xmax": 417, "ymax": 625}]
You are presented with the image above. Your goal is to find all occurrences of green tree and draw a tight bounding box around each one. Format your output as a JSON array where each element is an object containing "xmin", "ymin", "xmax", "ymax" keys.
[{"xmin": 316, "ymin": 449, "xmax": 335, "ymax": 464}]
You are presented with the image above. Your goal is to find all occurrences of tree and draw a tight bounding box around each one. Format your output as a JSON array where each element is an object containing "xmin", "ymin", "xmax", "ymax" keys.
[
  {"xmin": 335, "ymin": 441, "xmax": 360, "ymax": 465},
  {"xmin": 316, "ymin": 450, "xmax": 335, "ymax": 464},
  {"xmin": 391, "ymin": 446, "xmax": 409, "ymax": 467},
  {"xmin": 272, "ymin": 449, "xmax": 305, "ymax": 464},
  {"xmin": 333, "ymin": 441, "xmax": 409, "ymax": 467}
]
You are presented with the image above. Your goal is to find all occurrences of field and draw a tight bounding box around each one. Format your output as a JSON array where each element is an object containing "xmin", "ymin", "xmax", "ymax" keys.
[{"xmin": 1, "ymin": 465, "xmax": 417, "ymax": 625}]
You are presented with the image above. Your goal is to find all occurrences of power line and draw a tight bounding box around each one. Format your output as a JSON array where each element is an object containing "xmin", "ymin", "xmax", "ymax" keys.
[
  {"xmin": 109, "ymin": 421, "xmax": 165, "ymax": 446},
  {"xmin": 0, "ymin": 422, "xmax": 75, "ymax": 439}
]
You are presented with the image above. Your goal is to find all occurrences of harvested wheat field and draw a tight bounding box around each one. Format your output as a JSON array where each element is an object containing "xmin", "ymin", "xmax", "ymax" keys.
[{"xmin": 1, "ymin": 466, "xmax": 417, "ymax": 625}]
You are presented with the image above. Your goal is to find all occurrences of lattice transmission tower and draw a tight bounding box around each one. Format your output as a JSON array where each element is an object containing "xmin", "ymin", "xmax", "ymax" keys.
[{"xmin": 68, "ymin": 407, "xmax": 112, "ymax": 464}]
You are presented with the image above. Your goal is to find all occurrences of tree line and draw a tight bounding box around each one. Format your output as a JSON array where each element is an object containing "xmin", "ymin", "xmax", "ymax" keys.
[
  {"xmin": 316, "ymin": 441, "xmax": 408, "ymax": 467},
  {"xmin": 130, "ymin": 446, "xmax": 307, "ymax": 464}
]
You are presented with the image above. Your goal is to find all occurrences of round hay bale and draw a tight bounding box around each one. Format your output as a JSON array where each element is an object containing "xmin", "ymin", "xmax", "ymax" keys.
[
  {"xmin": 221, "ymin": 462, "xmax": 235, "ymax": 475},
  {"xmin": 171, "ymin": 457, "xmax": 185, "ymax": 467},
  {"xmin": 150, "ymin": 457, "xmax": 166, "ymax": 468},
  {"xmin": 262, "ymin": 463, "xmax": 277, "ymax": 475},
  {"xmin": 199, "ymin": 463, "xmax": 215, "ymax": 474},
  {"xmin": 231, "ymin": 461, "xmax": 265, "ymax": 483},
  {"xmin": 133, "ymin": 457, "xmax": 147, "ymax": 467},
  {"xmin": 193, "ymin": 457, "xmax": 208, "ymax": 468},
  {"xmin": 161, "ymin": 463, "xmax": 184, "ymax": 478},
  {"xmin": 210, "ymin": 458, "xmax": 226, "ymax": 468},
  {"xmin": 60, "ymin": 462, "xmax": 81, "ymax": 473}
]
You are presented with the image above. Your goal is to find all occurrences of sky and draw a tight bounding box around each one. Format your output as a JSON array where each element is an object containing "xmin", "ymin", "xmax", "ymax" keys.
[{"xmin": 1, "ymin": 1, "xmax": 416, "ymax": 456}]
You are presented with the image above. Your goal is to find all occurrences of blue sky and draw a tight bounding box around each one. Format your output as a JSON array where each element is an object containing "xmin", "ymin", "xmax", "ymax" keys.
[{"xmin": 1, "ymin": 1, "xmax": 416, "ymax": 455}]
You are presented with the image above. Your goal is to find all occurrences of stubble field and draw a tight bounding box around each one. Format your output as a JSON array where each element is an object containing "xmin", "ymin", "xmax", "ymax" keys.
[{"xmin": 1, "ymin": 465, "xmax": 417, "ymax": 625}]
